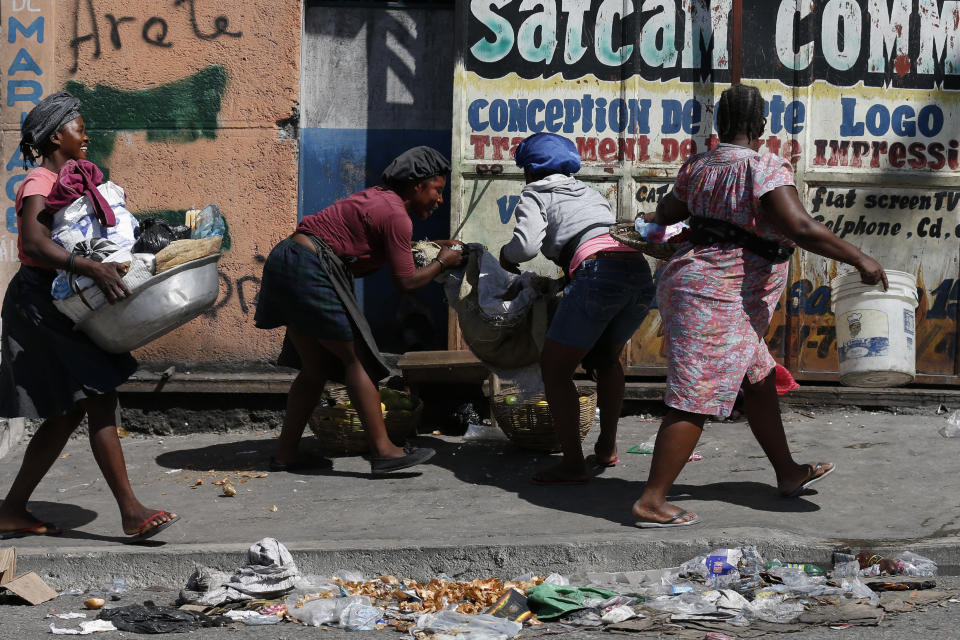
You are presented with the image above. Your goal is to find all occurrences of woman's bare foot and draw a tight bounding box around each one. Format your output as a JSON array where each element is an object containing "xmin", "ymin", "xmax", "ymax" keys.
[
  {"xmin": 0, "ymin": 507, "xmax": 61, "ymax": 536},
  {"xmin": 592, "ymin": 436, "xmax": 618, "ymax": 466},
  {"xmin": 121, "ymin": 507, "xmax": 178, "ymax": 537},
  {"xmin": 632, "ymin": 499, "xmax": 699, "ymax": 526}
]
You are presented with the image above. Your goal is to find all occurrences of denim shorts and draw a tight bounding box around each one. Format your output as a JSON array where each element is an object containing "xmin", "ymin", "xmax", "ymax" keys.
[{"xmin": 546, "ymin": 256, "xmax": 656, "ymax": 350}]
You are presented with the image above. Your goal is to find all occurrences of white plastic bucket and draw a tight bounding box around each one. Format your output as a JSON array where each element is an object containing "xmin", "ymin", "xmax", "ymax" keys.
[{"xmin": 830, "ymin": 270, "xmax": 919, "ymax": 387}]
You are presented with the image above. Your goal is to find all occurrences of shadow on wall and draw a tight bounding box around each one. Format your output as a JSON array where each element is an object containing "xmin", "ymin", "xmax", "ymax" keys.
[{"xmin": 301, "ymin": 4, "xmax": 455, "ymax": 353}]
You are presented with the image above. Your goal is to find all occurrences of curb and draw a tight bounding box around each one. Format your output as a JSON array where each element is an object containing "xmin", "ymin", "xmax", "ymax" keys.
[{"xmin": 15, "ymin": 532, "xmax": 960, "ymax": 590}]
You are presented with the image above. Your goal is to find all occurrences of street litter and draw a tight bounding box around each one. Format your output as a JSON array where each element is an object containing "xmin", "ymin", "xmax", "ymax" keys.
[
  {"xmin": 49, "ymin": 620, "xmax": 117, "ymax": 635},
  {"xmin": 0, "ymin": 548, "xmax": 58, "ymax": 605},
  {"xmin": 940, "ymin": 410, "xmax": 960, "ymax": 438},
  {"xmin": 98, "ymin": 601, "xmax": 229, "ymax": 633},
  {"xmin": 47, "ymin": 612, "xmax": 87, "ymax": 619},
  {"xmin": 96, "ymin": 539, "xmax": 946, "ymax": 636}
]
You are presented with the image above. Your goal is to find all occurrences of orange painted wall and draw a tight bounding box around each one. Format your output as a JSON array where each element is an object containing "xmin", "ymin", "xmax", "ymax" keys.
[{"xmin": 52, "ymin": 0, "xmax": 301, "ymax": 366}]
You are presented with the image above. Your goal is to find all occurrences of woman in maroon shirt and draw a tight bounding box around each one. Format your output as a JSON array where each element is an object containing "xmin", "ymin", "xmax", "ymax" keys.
[{"xmin": 256, "ymin": 147, "xmax": 464, "ymax": 473}]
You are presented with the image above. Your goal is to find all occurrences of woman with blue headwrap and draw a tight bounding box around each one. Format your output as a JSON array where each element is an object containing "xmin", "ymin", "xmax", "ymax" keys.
[{"xmin": 499, "ymin": 132, "xmax": 656, "ymax": 484}]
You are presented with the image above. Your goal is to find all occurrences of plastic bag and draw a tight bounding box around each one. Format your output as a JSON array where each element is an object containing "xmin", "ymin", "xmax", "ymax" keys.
[
  {"xmin": 50, "ymin": 181, "xmax": 139, "ymax": 253},
  {"xmin": 746, "ymin": 593, "xmax": 805, "ymax": 623},
  {"xmin": 600, "ymin": 605, "xmax": 636, "ymax": 624},
  {"xmin": 832, "ymin": 560, "xmax": 860, "ymax": 578},
  {"xmin": 941, "ymin": 410, "xmax": 960, "ymax": 437},
  {"xmin": 191, "ymin": 204, "xmax": 226, "ymax": 238},
  {"xmin": 892, "ymin": 551, "xmax": 937, "ymax": 576},
  {"xmin": 133, "ymin": 218, "xmax": 192, "ymax": 254},
  {"xmin": 339, "ymin": 601, "xmax": 382, "ymax": 630},
  {"xmin": 97, "ymin": 602, "xmax": 213, "ymax": 633},
  {"xmin": 284, "ymin": 595, "xmax": 370, "ymax": 627},
  {"xmin": 413, "ymin": 610, "xmax": 522, "ymax": 639},
  {"xmin": 841, "ymin": 578, "xmax": 879, "ymax": 607}
]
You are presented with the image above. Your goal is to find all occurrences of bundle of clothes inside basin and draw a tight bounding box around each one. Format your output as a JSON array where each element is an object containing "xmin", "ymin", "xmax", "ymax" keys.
[{"xmin": 45, "ymin": 159, "xmax": 225, "ymax": 324}]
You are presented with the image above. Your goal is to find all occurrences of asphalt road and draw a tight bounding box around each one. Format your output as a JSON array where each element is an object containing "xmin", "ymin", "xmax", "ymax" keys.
[{"xmin": 4, "ymin": 578, "xmax": 959, "ymax": 640}]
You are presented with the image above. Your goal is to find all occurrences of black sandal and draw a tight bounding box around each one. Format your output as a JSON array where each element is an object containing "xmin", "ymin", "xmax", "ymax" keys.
[{"xmin": 369, "ymin": 447, "xmax": 435, "ymax": 473}]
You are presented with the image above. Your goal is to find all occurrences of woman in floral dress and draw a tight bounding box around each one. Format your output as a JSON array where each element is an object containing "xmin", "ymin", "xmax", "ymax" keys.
[{"xmin": 632, "ymin": 85, "xmax": 887, "ymax": 527}]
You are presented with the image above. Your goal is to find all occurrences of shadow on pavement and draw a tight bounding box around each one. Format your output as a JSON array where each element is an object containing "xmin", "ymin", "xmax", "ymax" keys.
[
  {"xmin": 153, "ymin": 436, "xmax": 421, "ymax": 480},
  {"xmin": 426, "ymin": 437, "xmax": 821, "ymax": 526},
  {"xmin": 2, "ymin": 501, "xmax": 153, "ymax": 544}
]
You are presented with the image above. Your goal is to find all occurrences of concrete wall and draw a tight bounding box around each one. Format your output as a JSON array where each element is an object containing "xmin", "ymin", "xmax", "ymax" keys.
[
  {"xmin": 2, "ymin": 0, "xmax": 302, "ymax": 367},
  {"xmin": 1, "ymin": 1, "xmax": 456, "ymax": 368},
  {"xmin": 300, "ymin": 4, "xmax": 455, "ymax": 353}
]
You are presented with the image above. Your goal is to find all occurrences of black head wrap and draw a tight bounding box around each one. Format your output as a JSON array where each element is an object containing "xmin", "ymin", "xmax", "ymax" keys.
[
  {"xmin": 19, "ymin": 91, "xmax": 82, "ymax": 169},
  {"xmin": 381, "ymin": 146, "xmax": 451, "ymax": 188}
]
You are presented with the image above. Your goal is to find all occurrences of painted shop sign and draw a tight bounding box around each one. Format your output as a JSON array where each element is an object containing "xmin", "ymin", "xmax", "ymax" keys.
[
  {"xmin": 1, "ymin": 0, "xmax": 55, "ymax": 285},
  {"xmin": 453, "ymin": 1, "xmax": 960, "ymax": 382}
]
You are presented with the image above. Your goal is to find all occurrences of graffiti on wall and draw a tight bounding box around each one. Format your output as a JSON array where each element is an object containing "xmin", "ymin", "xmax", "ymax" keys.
[
  {"xmin": 64, "ymin": 65, "xmax": 228, "ymax": 174},
  {"xmin": 68, "ymin": 0, "xmax": 241, "ymax": 73}
]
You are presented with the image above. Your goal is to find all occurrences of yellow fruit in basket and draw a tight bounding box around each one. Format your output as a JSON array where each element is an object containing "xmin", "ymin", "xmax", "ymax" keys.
[
  {"xmin": 579, "ymin": 396, "xmax": 588, "ymax": 402},
  {"xmin": 537, "ymin": 400, "xmax": 549, "ymax": 406},
  {"xmin": 504, "ymin": 394, "xmax": 519, "ymax": 405},
  {"xmin": 381, "ymin": 402, "xmax": 387, "ymax": 413}
]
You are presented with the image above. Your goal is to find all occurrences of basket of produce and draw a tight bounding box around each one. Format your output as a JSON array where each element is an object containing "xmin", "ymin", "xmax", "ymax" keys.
[
  {"xmin": 491, "ymin": 387, "xmax": 597, "ymax": 451},
  {"xmin": 609, "ymin": 222, "xmax": 685, "ymax": 260},
  {"xmin": 309, "ymin": 386, "xmax": 423, "ymax": 454}
]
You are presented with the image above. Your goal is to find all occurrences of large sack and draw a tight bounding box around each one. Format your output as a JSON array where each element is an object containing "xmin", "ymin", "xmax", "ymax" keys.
[
  {"xmin": 50, "ymin": 181, "xmax": 138, "ymax": 253},
  {"xmin": 443, "ymin": 246, "xmax": 561, "ymax": 369}
]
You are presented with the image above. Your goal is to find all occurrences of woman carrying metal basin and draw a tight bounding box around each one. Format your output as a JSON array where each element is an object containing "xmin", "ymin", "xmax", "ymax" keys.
[
  {"xmin": 0, "ymin": 92, "xmax": 179, "ymax": 540},
  {"xmin": 632, "ymin": 85, "xmax": 888, "ymax": 528}
]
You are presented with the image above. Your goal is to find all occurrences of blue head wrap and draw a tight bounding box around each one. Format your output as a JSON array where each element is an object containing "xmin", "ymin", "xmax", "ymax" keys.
[{"xmin": 514, "ymin": 133, "xmax": 581, "ymax": 175}]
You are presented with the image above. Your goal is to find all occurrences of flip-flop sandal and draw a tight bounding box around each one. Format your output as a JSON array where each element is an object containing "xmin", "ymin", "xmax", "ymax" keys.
[
  {"xmin": 782, "ymin": 462, "xmax": 836, "ymax": 498},
  {"xmin": 0, "ymin": 521, "xmax": 61, "ymax": 540},
  {"xmin": 634, "ymin": 510, "xmax": 701, "ymax": 528},
  {"xmin": 129, "ymin": 511, "xmax": 181, "ymax": 541},
  {"xmin": 586, "ymin": 454, "xmax": 618, "ymax": 468}
]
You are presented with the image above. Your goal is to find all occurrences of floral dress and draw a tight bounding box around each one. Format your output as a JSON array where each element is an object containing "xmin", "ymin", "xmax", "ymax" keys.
[{"xmin": 658, "ymin": 144, "xmax": 795, "ymax": 416}]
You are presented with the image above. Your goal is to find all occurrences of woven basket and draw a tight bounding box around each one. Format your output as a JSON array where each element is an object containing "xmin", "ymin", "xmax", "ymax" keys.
[
  {"xmin": 308, "ymin": 387, "xmax": 423, "ymax": 454},
  {"xmin": 609, "ymin": 223, "xmax": 680, "ymax": 260},
  {"xmin": 491, "ymin": 388, "xmax": 597, "ymax": 452}
]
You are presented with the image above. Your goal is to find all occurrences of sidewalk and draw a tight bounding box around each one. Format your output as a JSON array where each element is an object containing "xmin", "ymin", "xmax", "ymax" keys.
[{"xmin": 2, "ymin": 405, "xmax": 959, "ymax": 589}]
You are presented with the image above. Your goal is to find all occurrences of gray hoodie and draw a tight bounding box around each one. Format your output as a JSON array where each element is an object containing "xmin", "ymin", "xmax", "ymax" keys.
[{"xmin": 501, "ymin": 174, "xmax": 615, "ymax": 267}]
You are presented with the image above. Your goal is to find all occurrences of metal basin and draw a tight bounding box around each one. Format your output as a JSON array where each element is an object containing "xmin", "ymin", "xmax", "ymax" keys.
[{"xmin": 76, "ymin": 253, "xmax": 221, "ymax": 353}]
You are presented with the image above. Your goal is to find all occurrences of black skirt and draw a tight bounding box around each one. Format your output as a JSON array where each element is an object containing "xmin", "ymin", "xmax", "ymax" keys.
[{"xmin": 0, "ymin": 265, "xmax": 137, "ymax": 419}]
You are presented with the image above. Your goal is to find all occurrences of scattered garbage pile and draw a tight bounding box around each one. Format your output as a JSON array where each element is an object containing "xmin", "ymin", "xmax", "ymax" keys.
[{"xmin": 42, "ymin": 538, "xmax": 953, "ymax": 637}]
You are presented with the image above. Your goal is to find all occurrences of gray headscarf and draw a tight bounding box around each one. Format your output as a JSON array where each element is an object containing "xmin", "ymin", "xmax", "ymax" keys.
[
  {"xmin": 381, "ymin": 146, "xmax": 450, "ymax": 188},
  {"xmin": 19, "ymin": 91, "xmax": 82, "ymax": 169}
]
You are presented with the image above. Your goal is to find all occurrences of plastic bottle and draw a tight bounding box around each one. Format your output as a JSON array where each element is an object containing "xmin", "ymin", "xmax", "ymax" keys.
[{"xmin": 764, "ymin": 560, "xmax": 823, "ymax": 576}]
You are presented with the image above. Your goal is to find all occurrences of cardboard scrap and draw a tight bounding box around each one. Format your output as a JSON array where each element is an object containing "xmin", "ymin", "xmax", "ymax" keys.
[
  {"xmin": 0, "ymin": 547, "xmax": 16, "ymax": 585},
  {"xmin": 0, "ymin": 547, "xmax": 58, "ymax": 605}
]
